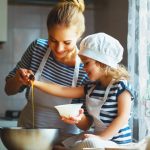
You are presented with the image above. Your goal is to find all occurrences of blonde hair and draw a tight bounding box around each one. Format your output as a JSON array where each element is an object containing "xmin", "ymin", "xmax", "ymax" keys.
[
  {"xmin": 105, "ymin": 64, "xmax": 130, "ymax": 81},
  {"xmin": 47, "ymin": 0, "xmax": 85, "ymax": 37}
]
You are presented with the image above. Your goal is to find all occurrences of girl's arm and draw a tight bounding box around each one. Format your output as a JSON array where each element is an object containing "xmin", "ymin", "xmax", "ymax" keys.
[
  {"xmin": 76, "ymin": 114, "xmax": 93, "ymax": 131},
  {"xmin": 33, "ymin": 80, "xmax": 85, "ymax": 99},
  {"xmin": 96, "ymin": 90, "xmax": 132, "ymax": 140}
]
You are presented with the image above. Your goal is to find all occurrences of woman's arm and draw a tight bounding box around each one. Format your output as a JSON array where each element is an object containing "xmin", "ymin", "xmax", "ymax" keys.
[
  {"xmin": 5, "ymin": 76, "xmax": 23, "ymax": 95},
  {"xmin": 33, "ymin": 80, "xmax": 85, "ymax": 99},
  {"xmin": 5, "ymin": 41, "xmax": 35, "ymax": 95},
  {"xmin": 5, "ymin": 69, "xmax": 33, "ymax": 95},
  {"xmin": 97, "ymin": 90, "xmax": 132, "ymax": 140}
]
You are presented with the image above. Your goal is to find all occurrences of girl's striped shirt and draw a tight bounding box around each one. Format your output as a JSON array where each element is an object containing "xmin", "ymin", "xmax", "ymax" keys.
[{"xmin": 84, "ymin": 80, "xmax": 135, "ymax": 145}]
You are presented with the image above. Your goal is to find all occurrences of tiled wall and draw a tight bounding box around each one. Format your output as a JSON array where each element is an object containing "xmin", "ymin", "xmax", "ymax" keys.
[{"xmin": 0, "ymin": 4, "xmax": 95, "ymax": 116}]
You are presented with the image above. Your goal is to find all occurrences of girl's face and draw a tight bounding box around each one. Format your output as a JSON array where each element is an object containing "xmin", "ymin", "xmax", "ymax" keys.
[
  {"xmin": 80, "ymin": 56, "xmax": 105, "ymax": 81},
  {"xmin": 48, "ymin": 24, "xmax": 79, "ymax": 61}
]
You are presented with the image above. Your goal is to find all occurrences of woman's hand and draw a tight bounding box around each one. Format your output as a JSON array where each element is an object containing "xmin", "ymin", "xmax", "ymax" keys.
[
  {"xmin": 16, "ymin": 68, "xmax": 34, "ymax": 86},
  {"xmin": 5, "ymin": 68, "xmax": 34, "ymax": 95},
  {"xmin": 61, "ymin": 108, "xmax": 84, "ymax": 125}
]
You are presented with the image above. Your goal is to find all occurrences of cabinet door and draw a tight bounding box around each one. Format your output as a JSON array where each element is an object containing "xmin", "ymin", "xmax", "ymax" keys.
[{"xmin": 0, "ymin": 0, "xmax": 7, "ymax": 42}]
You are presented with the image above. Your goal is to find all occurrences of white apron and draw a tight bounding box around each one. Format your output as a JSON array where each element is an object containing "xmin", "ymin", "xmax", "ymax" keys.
[
  {"xmin": 63, "ymin": 80, "xmax": 118, "ymax": 149},
  {"xmin": 18, "ymin": 48, "xmax": 81, "ymax": 134},
  {"xmin": 86, "ymin": 79, "xmax": 114, "ymax": 132}
]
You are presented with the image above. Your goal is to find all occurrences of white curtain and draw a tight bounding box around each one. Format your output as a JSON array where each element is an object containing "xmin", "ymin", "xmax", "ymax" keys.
[{"xmin": 128, "ymin": 0, "xmax": 150, "ymax": 141}]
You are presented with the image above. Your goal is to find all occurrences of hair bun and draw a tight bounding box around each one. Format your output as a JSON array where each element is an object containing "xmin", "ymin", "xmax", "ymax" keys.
[
  {"xmin": 73, "ymin": 0, "xmax": 85, "ymax": 12},
  {"xmin": 59, "ymin": 0, "xmax": 85, "ymax": 12}
]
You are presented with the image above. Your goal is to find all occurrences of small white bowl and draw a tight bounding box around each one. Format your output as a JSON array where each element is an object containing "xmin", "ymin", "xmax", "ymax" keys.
[{"xmin": 55, "ymin": 103, "xmax": 83, "ymax": 118}]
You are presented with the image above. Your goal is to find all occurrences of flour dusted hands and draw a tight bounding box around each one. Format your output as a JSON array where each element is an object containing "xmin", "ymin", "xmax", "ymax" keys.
[{"xmin": 61, "ymin": 108, "xmax": 84, "ymax": 124}]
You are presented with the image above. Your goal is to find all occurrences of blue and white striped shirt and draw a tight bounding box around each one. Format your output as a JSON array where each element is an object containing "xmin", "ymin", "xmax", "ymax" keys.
[
  {"xmin": 85, "ymin": 80, "xmax": 134, "ymax": 145},
  {"xmin": 6, "ymin": 39, "xmax": 89, "ymax": 104}
]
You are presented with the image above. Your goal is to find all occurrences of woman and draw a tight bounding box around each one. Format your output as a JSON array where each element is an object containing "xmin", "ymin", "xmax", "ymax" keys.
[
  {"xmin": 32, "ymin": 33, "xmax": 135, "ymax": 149},
  {"xmin": 4, "ymin": 0, "xmax": 88, "ymax": 135}
]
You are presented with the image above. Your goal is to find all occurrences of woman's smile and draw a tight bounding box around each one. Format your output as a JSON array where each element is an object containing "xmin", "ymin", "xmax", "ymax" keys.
[{"xmin": 54, "ymin": 50, "xmax": 68, "ymax": 57}]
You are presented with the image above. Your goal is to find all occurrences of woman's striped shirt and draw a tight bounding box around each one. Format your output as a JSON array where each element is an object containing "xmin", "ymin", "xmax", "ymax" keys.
[
  {"xmin": 6, "ymin": 39, "xmax": 89, "ymax": 105},
  {"xmin": 84, "ymin": 80, "xmax": 134, "ymax": 145}
]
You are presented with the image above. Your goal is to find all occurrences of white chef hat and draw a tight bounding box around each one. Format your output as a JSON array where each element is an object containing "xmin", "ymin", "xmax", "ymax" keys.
[{"xmin": 79, "ymin": 32, "xmax": 124, "ymax": 69}]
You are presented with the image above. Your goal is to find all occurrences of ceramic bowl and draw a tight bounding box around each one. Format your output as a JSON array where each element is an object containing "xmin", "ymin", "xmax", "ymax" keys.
[{"xmin": 55, "ymin": 103, "xmax": 82, "ymax": 118}]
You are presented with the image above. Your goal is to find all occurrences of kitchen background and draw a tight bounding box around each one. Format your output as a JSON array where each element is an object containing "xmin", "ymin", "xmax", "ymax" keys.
[{"xmin": 3, "ymin": 0, "xmax": 150, "ymax": 143}]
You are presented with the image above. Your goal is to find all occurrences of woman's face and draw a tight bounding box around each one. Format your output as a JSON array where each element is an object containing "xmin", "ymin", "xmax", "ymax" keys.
[{"xmin": 48, "ymin": 24, "xmax": 79, "ymax": 61}]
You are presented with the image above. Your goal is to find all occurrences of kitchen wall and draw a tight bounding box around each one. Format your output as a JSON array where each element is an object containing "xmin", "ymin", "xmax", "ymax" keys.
[
  {"xmin": 94, "ymin": 0, "xmax": 128, "ymax": 66},
  {"xmin": 0, "ymin": 0, "xmax": 128, "ymax": 116}
]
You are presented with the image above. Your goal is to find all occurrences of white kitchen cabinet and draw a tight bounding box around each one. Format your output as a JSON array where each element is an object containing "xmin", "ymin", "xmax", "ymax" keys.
[{"xmin": 0, "ymin": 0, "xmax": 7, "ymax": 42}]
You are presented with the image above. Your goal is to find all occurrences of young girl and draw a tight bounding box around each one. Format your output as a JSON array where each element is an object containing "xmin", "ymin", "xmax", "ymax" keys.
[{"xmin": 32, "ymin": 33, "xmax": 134, "ymax": 149}]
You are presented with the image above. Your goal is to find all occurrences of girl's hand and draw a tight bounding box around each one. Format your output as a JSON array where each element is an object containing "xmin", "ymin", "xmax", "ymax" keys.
[
  {"xmin": 83, "ymin": 133, "xmax": 102, "ymax": 140},
  {"xmin": 61, "ymin": 108, "xmax": 84, "ymax": 125},
  {"xmin": 16, "ymin": 68, "xmax": 34, "ymax": 86}
]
